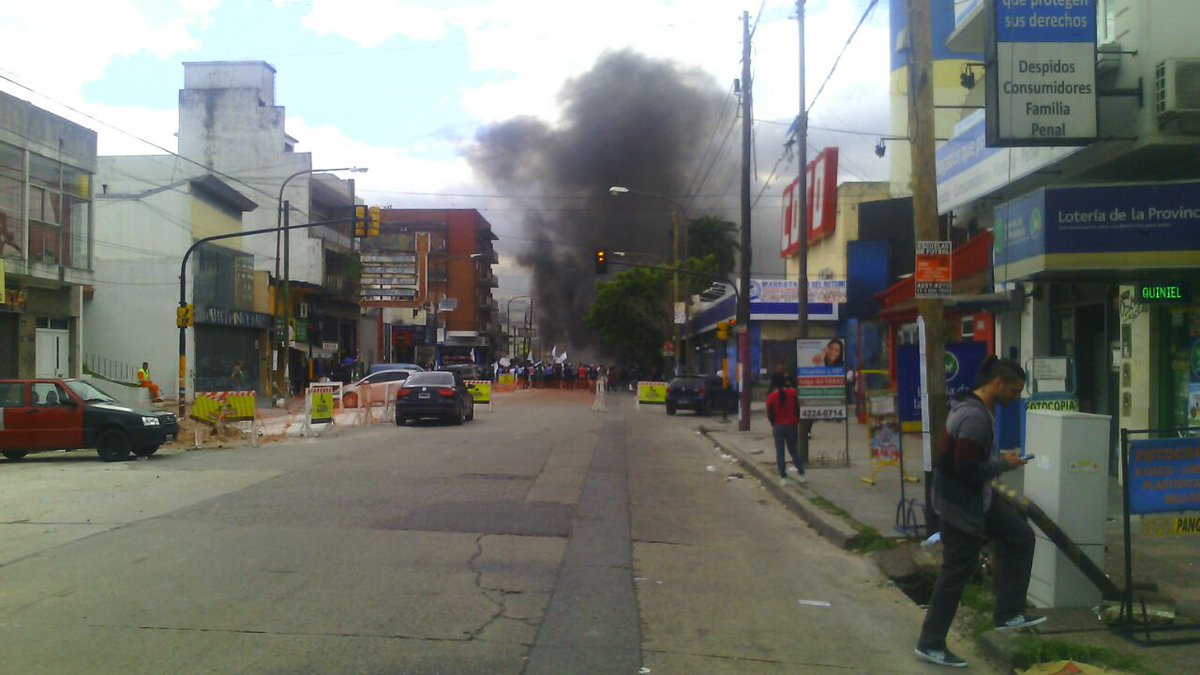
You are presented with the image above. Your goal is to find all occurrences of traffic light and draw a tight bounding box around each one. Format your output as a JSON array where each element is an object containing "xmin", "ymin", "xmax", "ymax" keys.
[
  {"xmin": 354, "ymin": 205, "xmax": 367, "ymax": 237},
  {"xmin": 594, "ymin": 248, "xmax": 608, "ymax": 274},
  {"xmin": 716, "ymin": 320, "xmax": 728, "ymax": 341},
  {"xmin": 368, "ymin": 206, "xmax": 381, "ymax": 237},
  {"xmin": 176, "ymin": 304, "xmax": 194, "ymax": 328}
]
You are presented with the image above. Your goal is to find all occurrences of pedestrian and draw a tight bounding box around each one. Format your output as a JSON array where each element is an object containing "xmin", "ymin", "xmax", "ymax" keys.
[
  {"xmin": 915, "ymin": 356, "xmax": 1041, "ymax": 668},
  {"xmin": 136, "ymin": 361, "xmax": 163, "ymax": 402},
  {"xmin": 766, "ymin": 380, "xmax": 804, "ymax": 484},
  {"xmin": 768, "ymin": 361, "xmax": 791, "ymax": 390},
  {"xmin": 230, "ymin": 359, "xmax": 245, "ymax": 391}
]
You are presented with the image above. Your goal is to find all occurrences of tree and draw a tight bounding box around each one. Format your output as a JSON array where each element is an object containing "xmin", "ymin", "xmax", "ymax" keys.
[
  {"xmin": 585, "ymin": 266, "xmax": 671, "ymax": 368},
  {"xmin": 686, "ymin": 216, "xmax": 738, "ymax": 276}
]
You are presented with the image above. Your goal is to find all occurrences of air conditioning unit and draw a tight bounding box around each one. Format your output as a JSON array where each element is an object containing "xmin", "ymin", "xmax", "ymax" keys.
[
  {"xmin": 1155, "ymin": 59, "xmax": 1200, "ymax": 119},
  {"xmin": 298, "ymin": 302, "xmax": 308, "ymax": 319}
]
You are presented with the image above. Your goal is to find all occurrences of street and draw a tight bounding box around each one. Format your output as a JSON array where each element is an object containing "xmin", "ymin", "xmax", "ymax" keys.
[{"xmin": 0, "ymin": 390, "xmax": 994, "ymax": 673}]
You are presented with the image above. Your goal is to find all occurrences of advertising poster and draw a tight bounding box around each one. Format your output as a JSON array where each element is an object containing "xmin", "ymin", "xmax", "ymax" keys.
[
  {"xmin": 796, "ymin": 338, "xmax": 847, "ymax": 419},
  {"xmin": 868, "ymin": 393, "xmax": 901, "ymax": 461},
  {"xmin": 1127, "ymin": 437, "xmax": 1200, "ymax": 514}
]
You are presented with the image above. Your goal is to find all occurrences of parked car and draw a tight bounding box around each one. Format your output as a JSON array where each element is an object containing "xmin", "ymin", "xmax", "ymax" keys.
[
  {"xmin": 0, "ymin": 378, "xmax": 179, "ymax": 462},
  {"xmin": 665, "ymin": 375, "xmax": 736, "ymax": 416},
  {"xmin": 340, "ymin": 368, "xmax": 419, "ymax": 408},
  {"xmin": 368, "ymin": 362, "xmax": 425, "ymax": 375},
  {"xmin": 394, "ymin": 371, "xmax": 475, "ymax": 426},
  {"xmin": 438, "ymin": 364, "xmax": 488, "ymax": 381}
]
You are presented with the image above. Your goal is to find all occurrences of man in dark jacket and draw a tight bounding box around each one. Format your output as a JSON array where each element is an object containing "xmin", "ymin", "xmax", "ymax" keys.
[{"xmin": 915, "ymin": 357, "xmax": 1040, "ymax": 668}]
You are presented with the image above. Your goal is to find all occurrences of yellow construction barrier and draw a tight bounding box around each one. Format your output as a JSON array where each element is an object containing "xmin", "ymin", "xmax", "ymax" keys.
[
  {"xmin": 636, "ymin": 381, "xmax": 668, "ymax": 406},
  {"xmin": 465, "ymin": 380, "xmax": 492, "ymax": 405},
  {"xmin": 190, "ymin": 391, "xmax": 256, "ymax": 425}
]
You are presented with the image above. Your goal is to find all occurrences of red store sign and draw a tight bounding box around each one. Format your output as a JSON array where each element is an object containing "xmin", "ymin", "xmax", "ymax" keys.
[{"xmin": 781, "ymin": 147, "xmax": 839, "ymax": 257}]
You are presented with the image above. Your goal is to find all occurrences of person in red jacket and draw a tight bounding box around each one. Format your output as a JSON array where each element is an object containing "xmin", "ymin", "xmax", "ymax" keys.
[{"xmin": 766, "ymin": 378, "xmax": 804, "ymax": 484}]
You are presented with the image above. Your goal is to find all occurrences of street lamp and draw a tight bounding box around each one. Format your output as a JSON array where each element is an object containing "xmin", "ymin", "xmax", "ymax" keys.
[
  {"xmin": 506, "ymin": 296, "xmax": 531, "ymax": 358},
  {"xmin": 608, "ymin": 186, "xmax": 688, "ymax": 377},
  {"xmin": 274, "ymin": 166, "xmax": 366, "ymax": 403}
]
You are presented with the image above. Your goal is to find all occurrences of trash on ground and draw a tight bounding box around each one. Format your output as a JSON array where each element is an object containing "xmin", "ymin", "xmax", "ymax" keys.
[
  {"xmin": 1096, "ymin": 600, "xmax": 1175, "ymax": 625},
  {"xmin": 750, "ymin": 449, "xmax": 764, "ymax": 454},
  {"xmin": 798, "ymin": 599, "xmax": 832, "ymax": 608},
  {"xmin": 706, "ymin": 465, "xmax": 716, "ymax": 472},
  {"xmin": 726, "ymin": 473, "xmax": 745, "ymax": 481},
  {"xmin": 921, "ymin": 531, "xmax": 941, "ymax": 548}
]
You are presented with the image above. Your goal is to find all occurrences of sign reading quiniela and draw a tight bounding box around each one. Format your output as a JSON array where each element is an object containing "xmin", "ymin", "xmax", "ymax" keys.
[{"xmin": 987, "ymin": 0, "xmax": 1097, "ymax": 146}]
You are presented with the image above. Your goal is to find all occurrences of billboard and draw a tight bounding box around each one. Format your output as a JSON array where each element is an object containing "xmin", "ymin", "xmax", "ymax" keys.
[{"xmin": 781, "ymin": 148, "xmax": 839, "ymax": 257}]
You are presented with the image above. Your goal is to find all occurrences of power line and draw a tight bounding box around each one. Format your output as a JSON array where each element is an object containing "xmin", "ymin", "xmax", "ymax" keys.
[{"xmin": 807, "ymin": 0, "xmax": 881, "ymax": 115}]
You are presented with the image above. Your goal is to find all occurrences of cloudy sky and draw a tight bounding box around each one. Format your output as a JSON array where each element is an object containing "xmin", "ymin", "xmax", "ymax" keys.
[{"xmin": 0, "ymin": 0, "xmax": 893, "ymax": 297}]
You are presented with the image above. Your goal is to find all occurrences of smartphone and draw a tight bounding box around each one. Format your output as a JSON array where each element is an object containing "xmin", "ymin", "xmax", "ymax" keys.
[{"xmin": 1020, "ymin": 454, "xmax": 1035, "ymax": 462}]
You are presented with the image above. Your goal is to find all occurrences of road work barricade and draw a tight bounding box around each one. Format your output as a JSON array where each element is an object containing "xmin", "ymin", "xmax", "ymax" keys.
[
  {"xmin": 635, "ymin": 381, "xmax": 668, "ymax": 410},
  {"xmin": 302, "ymin": 384, "xmax": 338, "ymax": 436},
  {"xmin": 190, "ymin": 391, "xmax": 261, "ymax": 447},
  {"xmin": 351, "ymin": 382, "xmax": 402, "ymax": 425},
  {"xmin": 465, "ymin": 380, "xmax": 492, "ymax": 411}
]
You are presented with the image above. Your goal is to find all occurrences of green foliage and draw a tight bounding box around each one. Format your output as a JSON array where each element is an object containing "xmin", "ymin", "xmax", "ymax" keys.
[
  {"xmin": 585, "ymin": 265, "xmax": 672, "ymax": 366},
  {"xmin": 850, "ymin": 526, "xmax": 899, "ymax": 553},
  {"xmin": 686, "ymin": 216, "xmax": 739, "ymax": 275},
  {"xmin": 1009, "ymin": 638, "xmax": 1150, "ymax": 674}
]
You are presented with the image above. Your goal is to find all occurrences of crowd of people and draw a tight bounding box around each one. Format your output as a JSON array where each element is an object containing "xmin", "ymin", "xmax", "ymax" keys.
[{"xmin": 493, "ymin": 361, "xmax": 647, "ymax": 392}]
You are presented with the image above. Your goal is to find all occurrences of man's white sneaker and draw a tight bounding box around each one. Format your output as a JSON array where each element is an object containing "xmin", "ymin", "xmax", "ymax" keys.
[
  {"xmin": 914, "ymin": 646, "xmax": 967, "ymax": 668},
  {"xmin": 796, "ymin": 474, "xmax": 807, "ymax": 483},
  {"xmin": 995, "ymin": 613, "xmax": 1046, "ymax": 631}
]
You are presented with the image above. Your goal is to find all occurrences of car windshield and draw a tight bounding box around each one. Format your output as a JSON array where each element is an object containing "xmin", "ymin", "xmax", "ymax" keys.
[
  {"xmin": 65, "ymin": 380, "xmax": 118, "ymax": 403},
  {"xmin": 405, "ymin": 372, "xmax": 455, "ymax": 387}
]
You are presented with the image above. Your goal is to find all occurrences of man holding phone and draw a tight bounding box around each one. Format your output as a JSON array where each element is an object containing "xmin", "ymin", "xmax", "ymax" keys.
[{"xmin": 915, "ymin": 357, "xmax": 1042, "ymax": 668}]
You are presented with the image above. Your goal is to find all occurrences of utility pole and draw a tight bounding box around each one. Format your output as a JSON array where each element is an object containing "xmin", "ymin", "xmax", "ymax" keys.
[
  {"xmin": 795, "ymin": 0, "xmax": 812, "ymax": 463},
  {"xmin": 737, "ymin": 10, "xmax": 754, "ymax": 431},
  {"xmin": 908, "ymin": 0, "xmax": 947, "ymax": 535},
  {"xmin": 672, "ymin": 208, "xmax": 682, "ymax": 376}
]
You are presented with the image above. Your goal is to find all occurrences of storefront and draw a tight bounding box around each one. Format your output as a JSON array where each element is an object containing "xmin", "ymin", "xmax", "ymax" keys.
[{"xmin": 193, "ymin": 305, "xmax": 271, "ymax": 394}]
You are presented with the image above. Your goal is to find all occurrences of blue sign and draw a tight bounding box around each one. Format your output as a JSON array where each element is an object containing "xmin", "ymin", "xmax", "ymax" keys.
[
  {"xmin": 1128, "ymin": 438, "xmax": 1200, "ymax": 515},
  {"xmin": 994, "ymin": 0, "xmax": 1096, "ymax": 43},
  {"xmin": 994, "ymin": 182, "xmax": 1200, "ymax": 280},
  {"xmin": 896, "ymin": 342, "xmax": 989, "ymax": 427}
]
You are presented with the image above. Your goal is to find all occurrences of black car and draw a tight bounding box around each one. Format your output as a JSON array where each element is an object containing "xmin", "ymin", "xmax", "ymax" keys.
[
  {"xmin": 395, "ymin": 371, "xmax": 475, "ymax": 425},
  {"xmin": 665, "ymin": 375, "xmax": 736, "ymax": 416}
]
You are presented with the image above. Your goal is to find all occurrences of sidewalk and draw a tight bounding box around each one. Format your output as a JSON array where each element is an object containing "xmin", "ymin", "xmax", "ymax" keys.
[{"xmin": 703, "ymin": 409, "xmax": 1200, "ymax": 675}]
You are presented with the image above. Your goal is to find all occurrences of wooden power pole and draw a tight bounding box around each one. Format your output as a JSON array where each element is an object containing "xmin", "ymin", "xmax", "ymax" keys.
[
  {"xmin": 737, "ymin": 10, "xmax": 754, "ymax": 431},
  {"xmin": 907, "ymin": 0, "xmax": 947, "ymax": 535}
]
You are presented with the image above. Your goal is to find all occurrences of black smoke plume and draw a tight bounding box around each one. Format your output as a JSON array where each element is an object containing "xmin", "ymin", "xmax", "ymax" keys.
[{"xmin": 467, "ymin": 50, "xmax": 734, "ymax": 361}]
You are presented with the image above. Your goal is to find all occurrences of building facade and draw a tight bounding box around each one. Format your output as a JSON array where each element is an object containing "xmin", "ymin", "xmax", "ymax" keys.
[
  {"xmin": 364, "ymin": 209, "xmax": 499, "ymax": 369},
  {"xmin": 88, "ymin": 156, "xmax": 267, "ymax": 398},
  {"xmin": 0, "ymin": 91, "xmax": 95, "ymax": 379}
]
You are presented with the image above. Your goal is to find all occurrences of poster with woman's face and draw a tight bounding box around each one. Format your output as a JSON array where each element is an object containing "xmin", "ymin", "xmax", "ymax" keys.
[{"xmin": 796, "ymin": 338, "xmax": 846, "ymax": 377}]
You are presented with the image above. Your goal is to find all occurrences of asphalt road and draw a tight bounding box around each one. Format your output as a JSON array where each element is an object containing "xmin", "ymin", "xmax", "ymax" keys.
[{"xmin": 0, "ymin": 389, "xmax": 993, "ymax": 673}]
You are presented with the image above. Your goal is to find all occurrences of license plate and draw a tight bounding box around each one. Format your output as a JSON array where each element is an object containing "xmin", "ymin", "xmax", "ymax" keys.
[
  {"xmin": 419, "ymin": 393, "xmax": 431, "ymax": 399},
  {"xmin": 677, "ymin": 398, "xmax": 690, "ymax": 405}
]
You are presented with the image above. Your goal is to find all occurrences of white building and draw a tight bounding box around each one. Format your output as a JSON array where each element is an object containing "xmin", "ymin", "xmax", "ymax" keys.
[{"xmin": 88, "ymin": 156, "xmax": 264, "ymax": 398}]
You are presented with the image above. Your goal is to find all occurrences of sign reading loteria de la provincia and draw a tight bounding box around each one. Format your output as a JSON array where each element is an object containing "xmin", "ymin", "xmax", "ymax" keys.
[{"xmin": 987, "ymin": 0, "xmax": 1098, "ymax": 147}]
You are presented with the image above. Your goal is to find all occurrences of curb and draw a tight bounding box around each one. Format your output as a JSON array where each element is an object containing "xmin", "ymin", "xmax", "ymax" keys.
[{"xmin": 699, "ymin": 427, "xmax": 861, "ymax": 549}]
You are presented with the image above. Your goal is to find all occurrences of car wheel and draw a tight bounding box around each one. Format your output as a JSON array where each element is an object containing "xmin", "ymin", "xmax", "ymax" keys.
[
  {"xmin": 395, "ymin": 414, "xmax": 406, "ymax": 426},
  {"xmin": 2, "ymin": 451, "xmax": 28, "ymax": 461},
  {"xmin": 132, "ymin": 445, "xmax": 160, "ymax": 457},
  {"xmin": 453, "ymin": 406, "xmax": 465, "ymax": 425},
  {"xmin": 343, "ymin": 392, "xmax": 358, "ymax": 409},
  {"xmin": 466, "ymin": 403, "xmax": 475, "ymax": 421},
  {"xmin": 96, "ymin": 429, "xmax": 132, "ymax": 462},
  {"xmin": 666, "ymin": 403, "xmax": 676, "ymax": 415}
]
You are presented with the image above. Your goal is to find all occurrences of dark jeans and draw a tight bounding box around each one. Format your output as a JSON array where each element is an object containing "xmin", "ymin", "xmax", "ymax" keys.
[
  {"xmin": 772, "ymin": 424, "xmax": 803, "ymax": 477},
  {"xmin": 918, "ymin": 497, "xmax": 1036, "ymax": 649}
]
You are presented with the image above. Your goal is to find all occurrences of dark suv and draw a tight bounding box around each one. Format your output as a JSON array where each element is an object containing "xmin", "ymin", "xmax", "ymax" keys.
[{"xmin": 665, "ymin": 375, "xmax": 736, "ymax": 416}]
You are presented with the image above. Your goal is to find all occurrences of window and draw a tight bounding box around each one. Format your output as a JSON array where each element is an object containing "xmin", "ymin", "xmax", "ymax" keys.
[
  {"xmin": 31, "ymin": 382, "xmax": 68, "ymax": 406},
  {"xmin": 0, "ymin": 382, "xmax": 24, "ymax": 406}
]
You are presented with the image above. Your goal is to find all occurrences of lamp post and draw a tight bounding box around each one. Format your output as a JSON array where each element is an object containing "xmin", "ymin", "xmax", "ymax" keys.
[
  {"xmin": 608, "ymin": 186, "xmax": 688, "ymax": 376},
  {"xmin": 274, "ymin": 166, "xmax": 366, "ymax": 403},
  {"xmin": 506, "ymin": 295, "xmax": 531, "ymax": 358}
]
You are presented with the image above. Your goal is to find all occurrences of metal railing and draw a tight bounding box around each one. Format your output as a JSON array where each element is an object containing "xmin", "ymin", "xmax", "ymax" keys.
[{"xmin": 84, "ymin": 354, "xmax": 137, "ymax": 383}]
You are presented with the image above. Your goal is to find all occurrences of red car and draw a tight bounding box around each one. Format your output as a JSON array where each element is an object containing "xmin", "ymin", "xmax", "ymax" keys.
[{"xmin": 0, "ymin": 378, "xmax": 179, "ymax": 462}]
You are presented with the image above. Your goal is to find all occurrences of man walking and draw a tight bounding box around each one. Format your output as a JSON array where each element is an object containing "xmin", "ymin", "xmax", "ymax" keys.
[
  {"xmin": 915, "ymin": 357, "xmax": 1041, "ymax": 668},
  {"xmin": 766, "ymin": 379, "xmax": 804, "ymax": 484}
]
